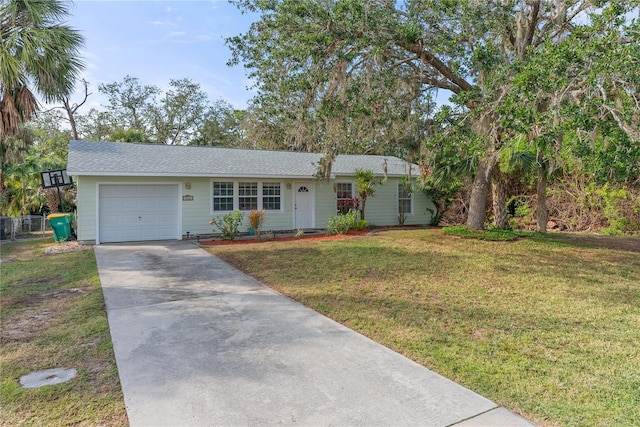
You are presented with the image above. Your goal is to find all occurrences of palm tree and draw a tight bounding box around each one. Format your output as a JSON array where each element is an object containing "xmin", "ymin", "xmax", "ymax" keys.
[
  {"xmin": 354, "ymin": 168, "xmax": 381, "ymax": 221},
  {"xmin": 0, "ymin": 0, "xmax": 84, "ymax": 138}
]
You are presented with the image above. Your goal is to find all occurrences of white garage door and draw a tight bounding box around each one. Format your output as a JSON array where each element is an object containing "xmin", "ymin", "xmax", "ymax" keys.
[{"xmin": 99, "ymin": 184, "xmax": 180, "ymax": 243}]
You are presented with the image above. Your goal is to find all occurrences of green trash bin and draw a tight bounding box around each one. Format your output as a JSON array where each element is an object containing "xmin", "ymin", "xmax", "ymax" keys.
[{"xmin": 47, "ymin": 213, "xmax": 73, "ymax": 243}]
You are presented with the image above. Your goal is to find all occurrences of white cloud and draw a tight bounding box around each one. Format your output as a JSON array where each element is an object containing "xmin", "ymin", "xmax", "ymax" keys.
[{"xmin": 165, "ymin": 31, "xmax": 187, "ymax": 39}]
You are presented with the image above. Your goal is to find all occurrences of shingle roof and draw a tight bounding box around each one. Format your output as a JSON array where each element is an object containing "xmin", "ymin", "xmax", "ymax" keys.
[{"xmin": 66, "ymin": 140, "xmax": 417, "ymax": 178}]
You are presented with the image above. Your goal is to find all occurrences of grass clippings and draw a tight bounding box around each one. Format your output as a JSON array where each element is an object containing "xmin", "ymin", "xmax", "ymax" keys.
[
  {"xmin": 0, "ymin": 239, "xmax": 127, "ymax": 427},
  {"xmin": 206, "ymin": 229, "xmax": 640, "ymax": 427}
]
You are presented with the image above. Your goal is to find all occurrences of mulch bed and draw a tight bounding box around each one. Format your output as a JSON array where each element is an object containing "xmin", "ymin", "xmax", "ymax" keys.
[{"xmin": 200, "ymin": 229, "xmax": 370, "ymax": 246}]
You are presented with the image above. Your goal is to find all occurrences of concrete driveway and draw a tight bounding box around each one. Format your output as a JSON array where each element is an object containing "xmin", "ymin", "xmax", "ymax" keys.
[{"xmin": 95, "ymin": 241, "xmax": 535, "ymax": 427}]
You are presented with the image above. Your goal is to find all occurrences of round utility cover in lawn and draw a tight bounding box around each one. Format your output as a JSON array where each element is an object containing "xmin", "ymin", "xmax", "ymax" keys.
[{"xmin": 19, "ymin": 368, "xmax": 77, "ymax": 389}]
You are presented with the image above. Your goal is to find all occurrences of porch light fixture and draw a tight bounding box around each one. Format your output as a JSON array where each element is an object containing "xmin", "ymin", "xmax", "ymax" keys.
[{"xmin": 185, "ymin": 182, "xmax": 191, "ymax": 190}]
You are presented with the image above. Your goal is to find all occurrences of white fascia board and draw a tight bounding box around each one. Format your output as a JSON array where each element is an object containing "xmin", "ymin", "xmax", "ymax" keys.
[{"xmin": 67, "ymin": 171, "xmax": 325, "ymax": 179}]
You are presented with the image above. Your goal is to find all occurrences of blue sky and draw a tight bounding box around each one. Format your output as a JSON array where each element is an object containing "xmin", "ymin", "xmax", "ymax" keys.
[
  {"xmin": 66, "ymin": 1, "xmax": 258, "ymax": 111},
  {"xmin": 62, "ymin": 1, "xmax": 639, "ymax": 114}
]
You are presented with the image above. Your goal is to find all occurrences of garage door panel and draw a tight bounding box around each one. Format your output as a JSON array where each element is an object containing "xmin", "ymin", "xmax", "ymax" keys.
[
  {"xmin": 156, "ymin": 230, "xmax": 177, "ymax": 239},
  {"xmin": 121, "ymin": 215, "xmax": 140, "ymax": 225},
  {"xmin": 99, "ymin": 184, "xmax": 179, "ymax": 243},
  {"xmin": 101, "ymin": 231, "xmax": 120, "ymax": 242},
  {"xmin": 102, "ymin": 186, "xmax": 133, "ymax": 197},
  {"xmin": 137, "ymin": 216, "xmax": 156, "ymax": 225},
  {"xmin": 101, "ymin": 214, "xmax": 121, "ymax": 226},
  {"xmin": 122, "ymin": 199, "xmax": 139, "ymax": 210},
  {"xmin": 139, "ymin": 200, "xmax": 158, "ymax": 210},
  {"xmin": 139, "ymin": 229, "xmax": 159, "ymax": 239}
]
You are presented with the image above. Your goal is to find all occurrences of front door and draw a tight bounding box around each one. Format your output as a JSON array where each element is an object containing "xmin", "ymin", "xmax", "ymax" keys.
[{"xmin": 294, "ymin": 183, "xmax": 314, "ymax": 229}]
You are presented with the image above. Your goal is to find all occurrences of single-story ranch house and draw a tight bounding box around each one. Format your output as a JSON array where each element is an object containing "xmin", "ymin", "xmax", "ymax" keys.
[{"xmin": 66, "ymin": 140, "xmax": 434, "ymax": 244}]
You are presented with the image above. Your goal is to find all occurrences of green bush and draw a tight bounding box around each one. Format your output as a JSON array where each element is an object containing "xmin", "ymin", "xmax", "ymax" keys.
[
  {"xmin": 327, "ymin": 210, "xmax": 365, "ymax": 235},
  {"xmin": 210, "ymin": 211, "xmax": 244, "ymax": 240},
  {"xmin": 353, "ymin": 219, "xmax": 368, "ymax": 231},
  {"xmin": 514, "ymin": 201, "xmax": 532, "ymax": 218},
  {"xmin": 598, "ymin": 185, "xmax": 634, "ymax": 235},
  {"xmin": 442, "ymin": 225, "xmax": 535, "ymax": 241}
]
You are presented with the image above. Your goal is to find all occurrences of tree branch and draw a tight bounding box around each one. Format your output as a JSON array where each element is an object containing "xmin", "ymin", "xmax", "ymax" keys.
[
  {"xmin": 535, "ymin": 1, "xmax": 590, "ymax": 46},
  {"xmin": 395, "ymin": 40, "xmax": 473, "ymax": 93},
  {"xmin": 391, "ymin": 55, "xmax": 421, "ymax": 68},
  {"xmin": 524, "ymin": 0, "xmax": 540, "ymax": 51},
  {"xmin": 417, "ymin": 73, "xmax": 465, "ymax": 94}
]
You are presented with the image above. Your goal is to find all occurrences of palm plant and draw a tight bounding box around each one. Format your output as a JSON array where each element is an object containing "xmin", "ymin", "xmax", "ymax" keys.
[
  {"xmin": 0, "ymin": 0, "xmax": 84, "ymax": 138},
  {"xmin": 2, "ymin": 154, "xmax": 46, "ymax": 216},
  {"xmin": 354, "ymin": 168, "xmax": 381, "ymax": 221},
  {"xmin": 500, "ymin": 134, "xmax": 564, "ymax": 233}
]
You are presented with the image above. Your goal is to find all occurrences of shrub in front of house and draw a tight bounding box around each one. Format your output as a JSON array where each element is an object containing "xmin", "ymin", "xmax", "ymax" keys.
[
  {"xmin": 327, "ymin": 210, "xmax": 367, "ymax": 235},
  {"xmin": 248, "ymin": 209, "xmax": 266, "ymax": 240},
  {"xmin": 210, "ymin": 211, "xmax": 244, "ymax": 240}
]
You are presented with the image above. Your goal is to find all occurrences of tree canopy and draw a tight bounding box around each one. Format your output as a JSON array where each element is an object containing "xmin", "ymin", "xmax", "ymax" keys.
[
  {"xmin": 0, "ymin": 0, "xmax": 84, "ymax": 138},
  {"xmin": 228, "ymin": 0, "xmax": 639, "ymax": 228},
  {"xmin": 84, "ymin": 75, "xmax": 246, "ymax": 147}
]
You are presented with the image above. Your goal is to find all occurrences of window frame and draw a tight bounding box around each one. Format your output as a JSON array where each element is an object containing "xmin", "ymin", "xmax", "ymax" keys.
[
  {"xmin": 212, "ymin": 181, "xmax": 235, "ymax": 213},
  {"xmin": 397, "ymin": 182, "xmax": 413, "ymax": 216},
  {"xmin": 238, "ymin": 181, "xmax": 259, "ymax": 211},
  {"xmin": 211, "ymin": 180, "xmax": 284, "ymax": 214},
  {"xmin": 261, "ymin": 182, "xmax": 283, "ymax": 211},
  {"xmin": 336, "ymin": 181, "xmax": 354, "ymax": 214}
]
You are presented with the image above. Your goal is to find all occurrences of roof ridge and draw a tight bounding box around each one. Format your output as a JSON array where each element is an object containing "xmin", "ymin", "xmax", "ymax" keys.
[{"xmin": 70, "ymin": 140, "xmax": 406, "ymax": 161}]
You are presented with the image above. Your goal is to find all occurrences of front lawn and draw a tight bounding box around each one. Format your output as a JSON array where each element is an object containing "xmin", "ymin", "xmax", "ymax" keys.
[
  {"xmin": 0, "ymin": 239, "xmax": 127, "ymax": 426},
  {"xmin": 206, "ymin": 229, "xmax": 640, "ymax": 427}
]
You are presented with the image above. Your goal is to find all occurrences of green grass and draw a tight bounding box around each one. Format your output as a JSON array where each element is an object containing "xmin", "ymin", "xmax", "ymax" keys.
[
  {"xmin": 207, "ymin": 229, "xmax": 640, "ymax": 427},
  {"xmin": 0, "ymin": 239, "xmax": 127, "ymax": 427},
  {"xmin": 442, "ymin": 225, "xmax": 537, "ymax": 241}
]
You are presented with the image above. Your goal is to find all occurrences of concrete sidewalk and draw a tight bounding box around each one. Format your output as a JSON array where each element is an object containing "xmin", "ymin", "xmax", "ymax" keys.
[{"xmin": 95, "ymin": 241, "xmax": 536, "ymax": 427}]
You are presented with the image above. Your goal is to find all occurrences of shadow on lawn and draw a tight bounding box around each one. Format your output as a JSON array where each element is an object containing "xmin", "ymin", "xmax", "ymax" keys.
[{"xmin": 536, "ymin": 233, "xmax": 640, "ymax": 253}]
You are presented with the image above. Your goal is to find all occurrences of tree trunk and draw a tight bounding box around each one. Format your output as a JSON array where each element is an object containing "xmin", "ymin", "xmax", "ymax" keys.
[
  {"xmin": 46, "ymin": 189, "xmax": 59, "ymax": 214},
  {"xmin": 466, "ymin": 156, "xmax": 495, "ymax": 230},
  {"xmin": 67, "ymin": 107, "xmax": 78, "ymax": 140},
  {"xmin": 536, "ymin": 169, "xmax": 548, "ymax": 233},
  {"xmin": 358, "ymin": 193, "xmax": 367, "ymax": 221},
  {"xmin": 492, "ymin": 170, "xmax": 510, "ymax": 229},
  {"xmin": 62, "ymin": 80, "xmax": 89, "ymax": 141}
]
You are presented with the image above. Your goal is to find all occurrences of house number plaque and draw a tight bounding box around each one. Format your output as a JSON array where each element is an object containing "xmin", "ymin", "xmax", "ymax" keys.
[{"xmin": 182, "ymin": 195, "xmax": 194, "ymax": 201}]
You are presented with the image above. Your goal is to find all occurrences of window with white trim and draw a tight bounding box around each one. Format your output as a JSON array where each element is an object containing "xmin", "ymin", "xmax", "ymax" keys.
[
  {"xmin": 336, "ymin": 182, "xmax": 353, "ymax": 214},
  {"xmin": 398, "ymin": 183, "xmax": 413, "ymax": 215},
  {"xmin": 212, "ymin": 181, "xmax": 284, "ymax": 213},
  {"xmin": 213, "ymin": 182, "xmax": 234, "ymax": 211},
  {"xmin": 238, "ymin": 182, "xmax": 258, "ymax": 211},
  {"xmin": 262, "ymin": 183, "xmax": 282, "ymax": 210}
]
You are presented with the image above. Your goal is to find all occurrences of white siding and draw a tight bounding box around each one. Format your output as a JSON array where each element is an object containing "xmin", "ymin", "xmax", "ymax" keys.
[
  {"xmin": 323, "ymin": 176, "xmax": 434, "ymax": 227},
  {"xmin": 74, "ymin": 174, "xmax": 434, "ymax": 243}
]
